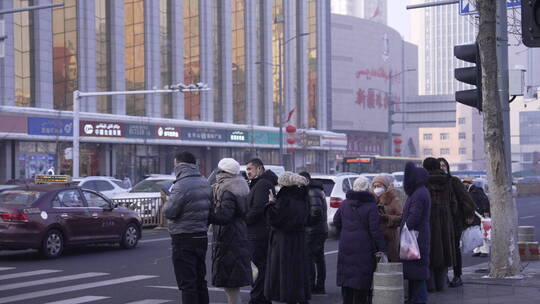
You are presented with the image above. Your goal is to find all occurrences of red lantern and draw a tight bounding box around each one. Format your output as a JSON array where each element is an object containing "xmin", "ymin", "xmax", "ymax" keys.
[
  {"xmin": 393, "ymin": 137, "xmax": 403, "ymax": 145},
  {"xmin": 285, "ymin": 125, "xmax": 297, "ymax": 133},
  {"xmin": 287, "ymin": 138, "xmax": 296, "ymax": 144},
  {"xmin": 287, "ymin": 147, "xmax": 296, "ymax": 152},
  {"xmin": 394, "ymin": 147, "xmax": 402, "ymax": 153}
]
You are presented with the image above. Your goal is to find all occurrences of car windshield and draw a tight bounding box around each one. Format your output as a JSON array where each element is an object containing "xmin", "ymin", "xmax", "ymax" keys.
[
  {"xmin": 130, "ymin": 180, "xmax": 173, "ymax": 193},
  {"xmin": 312, "ymin": 179, "xmax": 335, "ymax": 196},
  {"xmin": 112, "ymin": 180, "xmax": 130, "ymax": 189},
  {"xmin": 0, "ymin": 190, "xmax": 43, "ymax": 206}
]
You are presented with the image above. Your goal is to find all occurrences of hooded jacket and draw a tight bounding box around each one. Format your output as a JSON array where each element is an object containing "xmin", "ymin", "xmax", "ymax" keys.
[
  {"xmin": 401, "ymin": 162, "xmax": 431, "ymax": 280},
  {"xmin": 163, "ymin": 163, "xmax": 212, "ymax": 235},
  {"xmin": 246, "ymin": 169, "xmax": 278, "ymax": 240},
  {"xmin": 305, "ymin": 179, "xmax": 328, "ymax": 236}
]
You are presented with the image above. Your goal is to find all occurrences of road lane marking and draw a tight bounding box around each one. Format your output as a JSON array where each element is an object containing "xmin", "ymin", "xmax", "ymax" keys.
[
  {"xmin": 44, "ymin": 296, "xmax": 110, "ymax": 304},
  {"xmin": 520, "ymin": 215, "xmax": 535, "ymax": 219},
  {"xmin": 0, "ymin": 272, "xmax": 109, "ymax": 291},
  {"xmin": 140, "ymin": 237, "xmax": 171, "ymax": 243},
  {"xmin": 124, "ymin": 300, "xmax": 172, "ymax": 304},
  {"xmin": 0, "ymin": 269, "xmax": 62, "ymax": 281},
  {"xmin": 147, "ymin": 285, "xmax": 250, "ymax": 294},
  {"xmin": 0, "ymin": 275, "xmax": 157, "ymax": 304},
  {"xmin": 0, "ymin": 268, "xmax": 15, "ymax": 272},
  {"xmin": 324, "ymin": 250, "xmax": 338, "ymax": 255}
]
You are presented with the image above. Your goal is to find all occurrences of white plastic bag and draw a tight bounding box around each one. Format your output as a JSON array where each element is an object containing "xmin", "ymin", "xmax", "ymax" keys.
[
  {"xmin": 399, "ymin": 223, "xmax": 421, "ymax": 260},
  {"xmin": 461, "ymin": 225, "xmax": 483, "ymax": 253}
]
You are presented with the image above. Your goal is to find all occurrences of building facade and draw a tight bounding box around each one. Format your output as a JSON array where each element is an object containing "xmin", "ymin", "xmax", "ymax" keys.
[
  {"xmin": 331, "ymin": 0, "xmax": 387, "ymax": 25},
  {"xmin": 0, "ymin": 0, "xmax": 346, "ymax": 183}
]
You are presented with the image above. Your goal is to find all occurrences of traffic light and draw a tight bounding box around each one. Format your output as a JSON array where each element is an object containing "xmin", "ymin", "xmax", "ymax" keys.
[
  {"xmin": 454, "ymin": 43, "xmax": 482, "ymax": 111},
  {"xmin": 522, "ymin": 0, "xmax": 540, "ymax": 47}
]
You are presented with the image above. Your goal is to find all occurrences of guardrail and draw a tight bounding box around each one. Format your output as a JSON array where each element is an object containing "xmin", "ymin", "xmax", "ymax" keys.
[
  {"xmin": 112, "ymin": 196, "xmax": 164, "ymax": 227},
  {"xmin": 517, "ymin": 182, "xmax": 540, "ymax": 196}
]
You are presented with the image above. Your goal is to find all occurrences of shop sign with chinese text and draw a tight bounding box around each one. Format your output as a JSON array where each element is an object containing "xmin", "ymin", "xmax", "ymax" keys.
[{"xmin": 81, "ymin": 121, "xmax": 124, "ymax": 137}]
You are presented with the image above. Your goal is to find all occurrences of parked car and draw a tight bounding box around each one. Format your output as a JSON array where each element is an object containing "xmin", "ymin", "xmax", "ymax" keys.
[
  {"xmin": 392, "ymin": 171, "xmax": 404, "ymax": 188},
  {"xmin": 310, "ymin": 173, "xmax": 360, "ymax": 238},
  {"xmin": 112, "ymin": 174, "xmax": 175, "ymax": 199},
  {"xmin": 0, "ymin": 184, "xmax": 142, "ymax": 258},
  {"xmin": 73, "ymin": 176, "xmax": 130, "ymax": 198}
]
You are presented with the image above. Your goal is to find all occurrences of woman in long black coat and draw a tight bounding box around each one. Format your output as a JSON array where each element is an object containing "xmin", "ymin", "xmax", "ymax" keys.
[
  {"xmin": 209, "ymin": 158, "xmax": 253, "ymax": 304},
  {"xmin": 401, "ymin": 162, "xmax": 431, "ymax": 304},
  {"xmin": 265, "ymin": 172, "xmax": 311, "ymax": 304},
  {"xmin": 334, "ymin": 176, "xmax": 386, "ymax": 304}
]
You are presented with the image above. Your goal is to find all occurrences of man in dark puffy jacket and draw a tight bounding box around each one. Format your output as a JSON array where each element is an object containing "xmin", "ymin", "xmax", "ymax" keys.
[
  {"xmin": 299, "ymin": 171, "xmax": 328, "ymax": 294},
  {"xmin": 245, "ymin": 158, "xmax": 277, "ymax": 304},
  {"xmin": 163, "ymin": 151, "xmax": 212, "ymax": 304}
]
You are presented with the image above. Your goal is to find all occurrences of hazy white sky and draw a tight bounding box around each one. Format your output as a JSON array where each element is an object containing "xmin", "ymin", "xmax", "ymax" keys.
[{"xmin": 387, "ymin": 0, "xmax": 411, "ymax": 41}]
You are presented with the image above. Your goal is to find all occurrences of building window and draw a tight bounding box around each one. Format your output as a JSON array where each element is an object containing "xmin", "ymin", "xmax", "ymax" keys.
[
  {"xmin": 440, "ymin": 148, "xmax": 450, "ymax": 155},
  {"xmin": 160, "ymin": 0, "xmax": 172, "ymax": 118},
  {"xmin": 125, "ymin": 0, "xmax": 146, "ymax": 116},
  {"xmin": 272, "ymin": 0, "xmax": 284, "ymax": 127},
  {"xmin": 307, "ymin": 0, "xmax": 317, "ymax": 128},
  {"xmin": 440, "ymin": 133, "xmax": 449, "ymax": 140},
  {"xmin": 13, "ymin": 0, "xmax": 35, "ymax": 107},
  {"xmin": 459, "ymin": 147, "xmax": 466, "ymax": 155},
  {"xmin": 423, "ymin": 148, "xmax": 433, "ymax": 156},
  {"xmin": 459, "ymin": 132, "xmax": 466, "ymax": 140},
  {"xmin": 53, "ymin": 0, "xmax": 78, "ymax": 110},
  {"xmin": 423, "ymin": 133, "xmax": 432, "ymax": 140},
  {"xmin": 213, "ymin": 0, "xmax": 223, "ymax": 122},
  {"xmin": 232, "ymin": 0, "xmax": 246, "ymax": 124},
  {"xmin": 95, "ymin": 0, "xmax": 111, "ymax": 113},
  {"xmin": 458, "ymin": 117, "xmax": 466, "ymax": 124},
  {"xmin": 184, "ymin": 0, "xmax": 201, "ymax": 120},
  {"xmin": 523, "ymin": 153, "xmax": 532, "ymax": 162}
]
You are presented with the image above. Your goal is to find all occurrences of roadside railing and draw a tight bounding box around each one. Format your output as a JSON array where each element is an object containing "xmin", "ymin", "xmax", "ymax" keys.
[
  {"xmin": 113, "ymin": 196, "xmax": 164, "ymax": 227},
  {"xmin": 517, "ymin": 182, "xmax": 540, "ymax": 196}
]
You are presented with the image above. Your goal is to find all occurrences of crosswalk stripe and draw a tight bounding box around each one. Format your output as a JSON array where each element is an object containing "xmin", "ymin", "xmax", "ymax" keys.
[
  {"xmin": 147, "ymin": 285, "xmax": 250, "ymax": 294},
  {"xmin": 139, "ymin": 237, "xmax": 170, "ymax": 244},
  {"xmin": 0, "ymin": 268, "xmax": 15, "ymax": 272},
  {"xmin": 0, "ymin": 270, "xmax": 62, "ymax": 281},
  {"xmin": 0, "ymin": 275, "xmax": 157, "ymax": 304},
  {"xmin": 0, "ymin": 272, "xmax": 109, "ymax": 291},
  {"xmin": 44, "ymin": 296, "xmax": 110, "ymax": 304},
  {"xmin": 124, "ymin": 300, "xmax": 171, "ymax": 304}
]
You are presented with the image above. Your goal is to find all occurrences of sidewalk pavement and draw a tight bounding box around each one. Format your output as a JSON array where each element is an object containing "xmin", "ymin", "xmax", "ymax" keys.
[{"xmin": 429, "ymin": 260, "xmax": 540, "ymax": 303}]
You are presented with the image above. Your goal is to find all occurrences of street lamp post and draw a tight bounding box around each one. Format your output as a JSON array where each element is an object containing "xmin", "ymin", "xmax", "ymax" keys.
[
  {"xmin": 387, "ymin": 69, "xmax": 415, "ymax": 156},
  {"xmin": 72, "ymin": 83, "xmax": 209, "ymax": 178}
]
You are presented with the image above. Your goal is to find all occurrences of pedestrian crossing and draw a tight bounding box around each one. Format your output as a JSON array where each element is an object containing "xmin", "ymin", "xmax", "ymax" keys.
[{"xmin": 0, "ymin": 266, "xmax": 171, "ymax": 304}]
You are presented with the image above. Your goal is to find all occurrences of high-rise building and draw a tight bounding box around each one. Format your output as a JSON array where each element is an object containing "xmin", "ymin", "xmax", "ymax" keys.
[
  {"xmin": 0, "ymin": 0, "xmax": 345, "ymax": 182},
  {"xmin": 331, "ymin": 0, "xmax": 387, "ymax": 24}
]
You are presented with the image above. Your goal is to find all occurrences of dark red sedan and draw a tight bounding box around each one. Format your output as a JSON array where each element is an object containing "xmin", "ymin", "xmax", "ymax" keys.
[{"xmin": 0, "ymin": 184, "xmax": 142, "ymax": 258}]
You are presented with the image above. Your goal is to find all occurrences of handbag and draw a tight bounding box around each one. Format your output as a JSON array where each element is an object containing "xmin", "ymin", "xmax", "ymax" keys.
[{"xmin": 399, "ymin": 223, "xmax": 421, "ymax": 260}]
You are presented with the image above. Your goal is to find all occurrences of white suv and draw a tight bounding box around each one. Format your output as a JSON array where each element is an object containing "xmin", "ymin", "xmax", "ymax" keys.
[
  {"xmin": 310, "ymin": 173, "xmax": 360, "ymax": 238},
  {"xmin": 73, "ymin": 176, "xmax": 130, "ymax": 198}
]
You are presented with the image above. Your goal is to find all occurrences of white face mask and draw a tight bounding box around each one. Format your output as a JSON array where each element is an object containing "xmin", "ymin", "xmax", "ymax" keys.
[{"xmin": 373, "ymin": 187, "xmax": 385, "ymax": 197}]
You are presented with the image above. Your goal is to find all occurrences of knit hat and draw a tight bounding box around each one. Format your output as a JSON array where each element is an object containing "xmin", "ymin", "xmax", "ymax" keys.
[
  {"xmin": 353, "ymin": 176, "xmax": 370, "ymax": 192},
  {"xmin": 278, "ymin": 172, "xmax": 309, "ymax": 187},
  {"xmin": 372, "ymin": 175, "xmax": 391, "ymax": 189},
  {"xmin": 218, "ymin": 158, "xmax": 240, "ymax": 175}
]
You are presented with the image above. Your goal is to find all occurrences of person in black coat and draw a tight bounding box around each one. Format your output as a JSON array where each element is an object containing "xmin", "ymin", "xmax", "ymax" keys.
[
  {"xmin": 401, "ymin": 162, "xmax": 431, "ymax": 304},
  {"xmin": 334, "ymin": 176, "xmax": 386, "ymax": 304},
  {"xmin": 209, "ymin": 158, "xmax": 253, "ymax": 304},
  {"xmin": 245, "ymin": 158, "xmax": 278, "ymax": 304},
  {"xmin": 265, "ymin": 172, "xmax": 311, "ymax": 304},
  {"xmin": 299, "ymin": 171, "xmax": 328, "ymax": 295}
]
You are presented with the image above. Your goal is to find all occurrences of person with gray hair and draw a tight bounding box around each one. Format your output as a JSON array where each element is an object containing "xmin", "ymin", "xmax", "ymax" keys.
[
  {"xmin": 334, "ymin": 176, "xmax": 386, "ymax": 304},
  {"xmin": 265, "ymin": 172, "xmax": 311, "ymax": 304}
]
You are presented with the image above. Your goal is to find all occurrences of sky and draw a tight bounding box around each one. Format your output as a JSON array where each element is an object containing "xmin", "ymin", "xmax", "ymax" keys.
[{"xmin": 387, "ymin": 0, "xmax": 411, "ymax": 41}]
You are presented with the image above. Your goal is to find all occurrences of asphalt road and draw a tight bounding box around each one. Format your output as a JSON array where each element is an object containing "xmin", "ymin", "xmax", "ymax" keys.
[{"xmin": 1, "ymin": 195, "xmax": 540, "ymax": 304}]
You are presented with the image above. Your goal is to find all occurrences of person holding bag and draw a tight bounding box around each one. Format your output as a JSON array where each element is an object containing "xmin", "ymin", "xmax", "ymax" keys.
[
  {"xmin": 334, "ymin": 176, "xmax": 386, "ymax": 304},
  {"xmin": 400, "ymin": 162, "xmax": 431, "ymax": 304}
]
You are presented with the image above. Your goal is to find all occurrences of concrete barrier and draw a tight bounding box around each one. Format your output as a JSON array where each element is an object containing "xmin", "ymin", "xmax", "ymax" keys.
[
  {"xmin": 372, "ymin": 262, "xmax": 404, "ymax": 304},
  {"xmin": 518, "ymin": 226, "xmax": 536, "ymax": 242}
]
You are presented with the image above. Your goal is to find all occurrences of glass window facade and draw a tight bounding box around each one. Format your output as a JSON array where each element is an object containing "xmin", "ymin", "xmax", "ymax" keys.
[
  {"xmin": 95, "ymin": 0, "xmax": 111, "ymax": 113},
  {"xmin": 52, "ymin": 0, "xmax": 78, "ymax": 110},
  {"xmin": 184, "ymin": 0, "xmax": 201, "ymax": 120},
  {"xmin": 232, "ymin": 0, "xmax": 246, "ymax": 124},
  {"xmin": 124, "ymin": 0, "xmax": 146, "ymax": 116},
  {"xmin": 307, "ymin": 0, "xmax": 317, "ymax": 128},
  {"xmin": 272, "ymin": 0, "xmax": 284, "ymax": 127},
  {"xmin": 160, "ymin": 0, "xmax": 172, "ymax": 118},
  {"xmin": 212, "ymin": 0, "xmax": 223, "ymax": 122},
  {"xmin": 13, "ymin": 0, "xmax": 35, "ymax": 108},
  {"xmin": 255, "ymin": 0, "xmax": 264, "ymax": 124}
]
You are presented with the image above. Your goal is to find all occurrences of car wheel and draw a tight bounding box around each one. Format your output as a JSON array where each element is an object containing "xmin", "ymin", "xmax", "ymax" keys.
[
  {"xmin": 121, "ymin": 223, "xmax": 139, "ymax": 249},
  {"xmin": 40, "ymin": 229, "xmax": 64, "ymax": 259}
]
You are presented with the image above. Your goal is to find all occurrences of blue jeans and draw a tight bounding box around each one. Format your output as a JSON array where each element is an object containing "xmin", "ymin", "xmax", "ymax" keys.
[{"xmin": 408, "ymin": 280, "xmax": 428, "ymax": 304}]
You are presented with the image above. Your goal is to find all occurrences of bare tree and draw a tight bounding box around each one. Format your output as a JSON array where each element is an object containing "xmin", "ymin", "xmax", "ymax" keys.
[{"xmin": 477, "ymin": 0, "xmax": 521, "ymax": 278}]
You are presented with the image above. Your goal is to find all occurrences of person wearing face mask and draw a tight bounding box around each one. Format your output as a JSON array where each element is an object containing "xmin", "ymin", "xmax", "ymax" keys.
[{"xmin": 371, "ymin": 175, "xmax": 403, "ymax": 262}]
